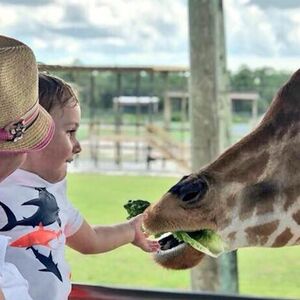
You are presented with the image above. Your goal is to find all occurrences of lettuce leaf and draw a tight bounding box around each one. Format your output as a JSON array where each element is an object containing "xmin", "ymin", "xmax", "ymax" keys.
[
  {"xmin": 173, "ymin": 230, "xmax": 225, "ymax": 257},
  {"xmin": 124, "ymin": 200, "xmax": 225, "ymax": 257}
]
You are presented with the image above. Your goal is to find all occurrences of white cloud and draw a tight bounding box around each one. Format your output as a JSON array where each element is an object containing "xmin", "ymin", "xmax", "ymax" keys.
[
  {"xmin": 0, "ymin": 0, "xmax": 299, "ymax": 71},
  {"xmin": 225, "ymin": 0, "xmax": 278, "ymax": 56},
  {"xmin": 224, "ymin": 0, "xmax": 300, "ymax": 70},
  {"xmin": 0, "ymin": 6, "xmax": 18, "ymax": 27},
  {"xmin": 34, "ymin": 4, "xmax": 64, "ymax": 24},
  {"xmin": 31, "ymin": 37, "xmax": 48, "ymax": 50}
]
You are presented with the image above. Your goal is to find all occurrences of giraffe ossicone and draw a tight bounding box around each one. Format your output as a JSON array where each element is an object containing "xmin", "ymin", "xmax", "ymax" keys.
[{"xmin": 143, "ymin": 69, "xmax": 300, "ymax": 270}]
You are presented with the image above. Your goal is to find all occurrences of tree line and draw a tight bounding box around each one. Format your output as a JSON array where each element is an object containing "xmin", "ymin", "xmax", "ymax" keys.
[{"xmin": 50, "ymin": 65, "xmax": 291, "ymax": 119}]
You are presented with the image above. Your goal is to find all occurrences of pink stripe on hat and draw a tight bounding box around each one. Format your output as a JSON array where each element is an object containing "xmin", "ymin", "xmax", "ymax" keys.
[
  {"xmin": 0, "ymin": 114, "xmax": 54, "ymax": 154},
  {"xmin": 0, "ymin": 129, "xmax": 11, "ymax": 141}
]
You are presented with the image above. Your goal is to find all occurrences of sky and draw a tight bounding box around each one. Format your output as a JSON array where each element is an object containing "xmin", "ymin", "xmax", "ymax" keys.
[{"xmin": 0, "ymin": 0, "xmax": 299, "ymax": 72}]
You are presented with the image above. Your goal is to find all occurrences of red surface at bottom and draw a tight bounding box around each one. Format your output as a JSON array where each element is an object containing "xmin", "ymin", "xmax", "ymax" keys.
[{"xmin": 69, "ymin": 283, "xmax": 281, "ymax": 300}]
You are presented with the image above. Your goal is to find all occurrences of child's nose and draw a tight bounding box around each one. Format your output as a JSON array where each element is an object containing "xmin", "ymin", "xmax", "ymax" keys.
[{"xmin": 73, "ymin": 141, "xmax": 81, "ymax": 154}]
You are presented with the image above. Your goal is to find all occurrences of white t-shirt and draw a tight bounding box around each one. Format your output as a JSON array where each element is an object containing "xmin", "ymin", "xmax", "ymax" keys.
[
  {"xmin": 0, "ymin": 169, "xmax": 83, "ymax": 300},
  {"xmin": 0, "ymin": 235, "xmax": 32, "ymax": 300}
]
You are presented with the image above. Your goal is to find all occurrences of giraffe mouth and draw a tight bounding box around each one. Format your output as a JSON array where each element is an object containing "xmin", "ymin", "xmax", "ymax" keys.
[
  {"xmin": 156, "ymin": 229, "xmax": 225, "ymax": 257},
  {"xmin": 153, "ymin": 231, "xmax": 207, "ymax": 269},
  {"xmin": 158, "ymin": 232, "xmax": 185, "ymax": 251}
]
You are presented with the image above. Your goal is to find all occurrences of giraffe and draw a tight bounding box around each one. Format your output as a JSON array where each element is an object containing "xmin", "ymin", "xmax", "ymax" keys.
[{"xmin": 143, "ymin": 69, "xmax": 300, "ymax": 270}]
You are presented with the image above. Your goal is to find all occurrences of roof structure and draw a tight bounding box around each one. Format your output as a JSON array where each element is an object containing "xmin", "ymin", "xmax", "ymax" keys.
[{"xmin": 113, "ymin": 96, "xmax": 159, "ymax": 106}]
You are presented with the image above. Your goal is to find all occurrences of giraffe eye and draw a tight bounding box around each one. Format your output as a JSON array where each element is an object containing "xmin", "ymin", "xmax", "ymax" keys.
[
  {"xmin": 168, "ymin": 176, "xmax": 208, "ymax": 204},
  {"xmin": 180, "ymin": 178, "xmax": 208, "ymax": 204}
]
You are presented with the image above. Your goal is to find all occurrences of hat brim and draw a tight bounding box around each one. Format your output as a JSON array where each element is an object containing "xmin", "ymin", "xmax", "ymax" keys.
[{"xmin": 0, "ymin": 105, "xmax": 54, "ymax": 153}]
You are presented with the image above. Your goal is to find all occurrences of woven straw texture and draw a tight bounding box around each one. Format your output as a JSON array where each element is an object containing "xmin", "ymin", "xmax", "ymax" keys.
[{"xmin": 0, "ymin": 35, "xmax": 54, "ymax": 152}]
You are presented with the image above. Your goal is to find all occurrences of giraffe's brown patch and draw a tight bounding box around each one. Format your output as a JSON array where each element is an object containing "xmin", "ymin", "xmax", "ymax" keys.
[
  {"xmin": 225, "ymin": 151, "xmax": 270, "ymax": 184},
  {"xmin": 218, "ymin": 195, "xmax": 235, "ymax": 229},
  {"xmin": 283, "ymin": 145, "xmax": 300, "ymax": 175},
  {"xmin": 271, "ymin": 102, "xmax": 300, "ymax": 141},
  {"xmin": 226, "ymin": 194, "xmax": 236, "ymax": 208},
  {"xmin": 255, "ymin": 200, "xmax": 274, "ymax": 215},
  {"xmin": 227, "ymin": 232, "xmax": 236, "ymax": 243},
  {"xmin": 240, "ymin": 181, "xmax": 278, "ymax": 221},
  {"xmin": 287, "ymin": 124, "xmax": 300, "ymax": 140},
  {"xmin": 272, "ymin": 228, "xmax": 293, "ymax": 247},
  {"xmin": 218, "ymin": 217, "xmax": 231, "ymax": 231},
  {"xmin": 239, "ymin": 206, "xmax": 254, "ymax": 222},
  {"xmin": 245, "ymin": 220, "xmax": 279, "ymax": 246},
  {"xmin": 284, "ymin": 186, "xmax": 300, "ymax": 211},
  {"xmin": 207, "ymin": 129, "xmax": 272, "ymax": 175},
  {"xmin": 255, "ymin": 182, "xmax": 276, "ymax": 216},
  {"xmin": 292, "ymin": 210, "xmax": 300, "ymax": 225}
]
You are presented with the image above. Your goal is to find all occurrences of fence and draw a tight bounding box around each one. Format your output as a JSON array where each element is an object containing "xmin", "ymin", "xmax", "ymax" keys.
[
  {"xmin": 39, "ymin": 64, "xmax": 191, "ymax": 174},
  {"xmin": 39, "ymin": 64, "xmax": 289, "ymax": 174}
]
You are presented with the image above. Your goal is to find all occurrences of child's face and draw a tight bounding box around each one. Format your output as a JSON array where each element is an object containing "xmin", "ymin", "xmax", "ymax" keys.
[
  {"xmin": 0, "ymin": 152, "xmax": 27, "ymax": 182},
  {"xmin": 27, "ymin": 99, "xmax": 81, "ymax": 182}
]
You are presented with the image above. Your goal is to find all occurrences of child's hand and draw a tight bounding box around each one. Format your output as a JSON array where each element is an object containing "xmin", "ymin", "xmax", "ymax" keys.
[{"xmin": 129, "ymin": 214, "xmax": 160, "ymax": 253}]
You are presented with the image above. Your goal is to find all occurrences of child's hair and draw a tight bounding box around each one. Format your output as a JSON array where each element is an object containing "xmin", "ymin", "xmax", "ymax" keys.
[{"xmin": 38, "ymin": 73, "xmax": 79, "ymax": 112}]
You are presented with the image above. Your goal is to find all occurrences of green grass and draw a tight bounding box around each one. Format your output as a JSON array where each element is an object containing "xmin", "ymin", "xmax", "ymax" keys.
[
  {"xmin": 66, "ymin": 174, "xmax": 190, "ymax": 290},
  {"xmin": 66, "ymin": 174, "xmax": 300, "ymax": 299},
  {"xmin": 238, "ymin": 247, "xmax": 300, "ymax": 298}
]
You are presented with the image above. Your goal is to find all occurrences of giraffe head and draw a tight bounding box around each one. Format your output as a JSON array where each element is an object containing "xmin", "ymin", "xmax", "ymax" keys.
[{"xmin": 143, "ymin": 69, "xmax": 300, "ymax": 269}]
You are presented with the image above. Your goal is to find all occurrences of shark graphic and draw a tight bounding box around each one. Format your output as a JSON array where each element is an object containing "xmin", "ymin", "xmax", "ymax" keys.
[
  {"xmin": 28, "ymin": 246, "xmax": 63, "ymax": 282},
  {"xmin": 10, "ymin": 224, "xmax": 62, "ymax": 248},
  {"xmin": 0, "ymin": 187, "xmax": 61, "ymax": 231}
]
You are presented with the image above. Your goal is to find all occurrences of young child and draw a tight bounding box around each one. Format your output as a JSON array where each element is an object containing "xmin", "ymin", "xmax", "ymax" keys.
[
  {"xmin": 0, "ymin": 73, "xmax": 159, "ymax": 300},
  {"xmin": 0, "ymin": 36, "xmax": 54, "ymax": 300}
]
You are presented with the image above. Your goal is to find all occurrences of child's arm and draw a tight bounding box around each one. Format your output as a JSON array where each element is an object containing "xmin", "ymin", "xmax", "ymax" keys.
[{"xmin": 66, "ymin": 214, "xmax": 160, "ymax": 254}]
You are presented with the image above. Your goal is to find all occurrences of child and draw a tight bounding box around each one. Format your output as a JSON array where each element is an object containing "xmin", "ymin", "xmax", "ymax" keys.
[
  {"xmin": 0, "ymin": 74, "xmax": 159, "ymax": 300},
  {"xmin": 0, "ymin": 36, "xmax": 54, "ymax": 300}
]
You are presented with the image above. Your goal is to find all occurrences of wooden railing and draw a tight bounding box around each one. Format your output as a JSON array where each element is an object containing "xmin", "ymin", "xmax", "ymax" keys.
[{"xmin": 69, "ymin": 283, "xmax": 287, "ymax": 300}]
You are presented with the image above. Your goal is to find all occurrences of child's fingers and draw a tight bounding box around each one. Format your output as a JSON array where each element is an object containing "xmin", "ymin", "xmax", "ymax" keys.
[{"xmin": 146, "ymin": 240, "xmax": 160, "ymax": 252}]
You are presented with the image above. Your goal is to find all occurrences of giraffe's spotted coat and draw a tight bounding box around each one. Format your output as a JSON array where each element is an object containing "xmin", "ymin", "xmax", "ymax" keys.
[
  {"xmin": 245, "ymin": 221, "xmax": 279, "ymax": 246},
  {"xmin": 292, "ymin": 210, "xmax": 300, "ymax": 225},
  {"xmin": 272, "ymin": 228, "xmax": 293, "ymax": 247}
]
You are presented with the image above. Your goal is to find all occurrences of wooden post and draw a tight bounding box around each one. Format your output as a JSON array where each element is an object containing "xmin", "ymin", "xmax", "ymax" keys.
[
  {"xmin": 135, "ymin": 72, "xmax": 141, "ymax": 163},
  {"xmin": 180, "ymin": 93, "xmax": 185, "ymax": 144},
  {"xmin": 188, "ymin": 0, "xmax": 237, "ymax": 293},
  {"xmin": 146, "ymin": 71, "xmax": 155, "ymax": 170},
  {"xmin": 115, "ymin": 72, "xmax": 122, "ymax": 166},
  {"xmin": 252, "ymin": 99, "xmax": 258, "ymax": 122},
  {"xmin": 89, "ymin": 71, "xmax": 99, "ymax": 166},
  {"xmin": 162, "ymin": 72, "xmax": 171, "ymax": 131},
  {"xmin": 148, "ymin": 71, "xmax": 155, "ymax": 123}
]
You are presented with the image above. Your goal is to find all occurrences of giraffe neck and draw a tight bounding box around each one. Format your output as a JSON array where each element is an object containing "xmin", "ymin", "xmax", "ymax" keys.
[
  {"xmin": 207, "ymin": 122, "xmax": 300, "ymax": 250},
  {"xmin": 219, "ymin": 193, "xmax": 300, "ymax": 250}
]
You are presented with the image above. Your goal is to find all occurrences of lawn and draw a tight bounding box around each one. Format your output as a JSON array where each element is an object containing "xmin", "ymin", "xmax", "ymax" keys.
[{"xmin": 66, "ymin": 174, "xmax": 300, "ymax": 299}]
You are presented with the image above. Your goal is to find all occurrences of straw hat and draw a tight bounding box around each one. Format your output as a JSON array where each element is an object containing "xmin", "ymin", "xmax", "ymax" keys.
[{"xmin": 0, "ymin": 35, "xmax": 54, "ymax": 152}]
